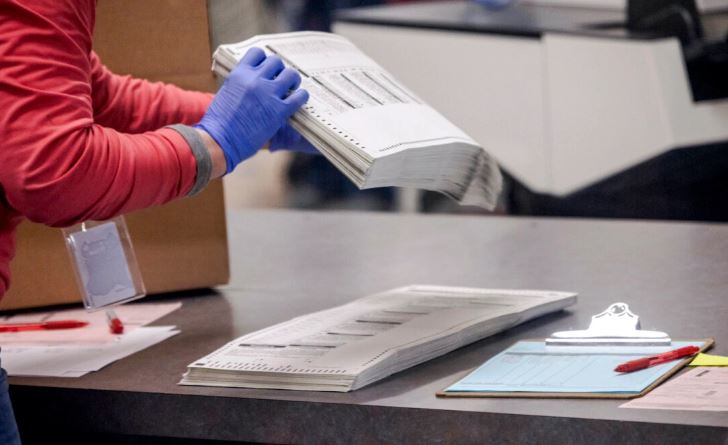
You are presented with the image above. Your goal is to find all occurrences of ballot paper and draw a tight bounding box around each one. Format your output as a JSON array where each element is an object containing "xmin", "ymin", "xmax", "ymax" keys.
[
  {"xmin": 0, "ymin": 302, "xmax": 182, "ymax": 377},
  {"xmin": 213, "ymin": 32, "xmax": 502, "ymax": 209},
  {"xmin": 620, "ymin": 367, "xmax": 728, "ymax": 411},
  {"xmin": 180, "ymin": 285, "xmax": 576, "ymax": 392}
]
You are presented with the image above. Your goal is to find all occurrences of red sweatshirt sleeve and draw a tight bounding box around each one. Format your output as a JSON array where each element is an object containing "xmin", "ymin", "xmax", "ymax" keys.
[
  {"xmin": 90, "ymin": 52, "xmax": 213, "ymax": 133},
  {"xmin": 0, "ymin": 0, "xmax": 204, "ymax": 227}
]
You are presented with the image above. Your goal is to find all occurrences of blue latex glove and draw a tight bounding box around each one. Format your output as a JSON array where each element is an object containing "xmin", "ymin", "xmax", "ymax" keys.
[
  {"xmin": 195, "ymin": 47, "xmax": 310, "ymax": 173},
  {"xmin": 270, "ymin": 123, "xmax": 319, "ymax": 155},
  {"xmin": 474, "ymin": 0, "xmax": 513, "ymax": 10}
]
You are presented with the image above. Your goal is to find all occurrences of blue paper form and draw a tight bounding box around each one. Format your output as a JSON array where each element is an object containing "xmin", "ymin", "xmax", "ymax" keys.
[{"xmin": 445, "ymin": 340, "xmax": 707, "ymax": 394}]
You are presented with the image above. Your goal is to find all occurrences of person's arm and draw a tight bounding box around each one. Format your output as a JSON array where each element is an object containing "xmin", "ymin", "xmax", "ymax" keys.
[
  {"xmin": 0, "ymin": 0, "xmax": 213, "ymax": 227},
  {"xmin": 89, "ymin": 52, "xmax": 213, "ymax": 133},
  {"xmin": 89, "ymin": 52, "xmax": 315, "ymax": 165},
  {"xmin": 87, "ymin": 55, "xmax": 226, "ymax": 178}
]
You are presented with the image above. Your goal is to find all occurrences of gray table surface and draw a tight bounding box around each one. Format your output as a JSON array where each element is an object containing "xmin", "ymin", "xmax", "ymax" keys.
[{"xmin": 9, "ymin": 209, "xmax": 728, "ymax": 444}]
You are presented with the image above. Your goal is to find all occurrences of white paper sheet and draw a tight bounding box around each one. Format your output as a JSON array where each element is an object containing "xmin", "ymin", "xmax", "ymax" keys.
[
  {"xmin": 0, "ymin": 302, "xmax": 181, "ymax": 344},
  {"xmin": 620, "ymin": 367, "xmax": 728, "ymax": 411},
  {"xmin": 2, "ymin": 326, "xmax": 179, "ymax": 377}
]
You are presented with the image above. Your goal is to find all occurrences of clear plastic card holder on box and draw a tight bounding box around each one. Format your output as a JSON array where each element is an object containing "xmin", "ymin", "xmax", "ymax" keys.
[{"xmin": 62, "ymin": 216, "xmax": 146, "ymax": 311}]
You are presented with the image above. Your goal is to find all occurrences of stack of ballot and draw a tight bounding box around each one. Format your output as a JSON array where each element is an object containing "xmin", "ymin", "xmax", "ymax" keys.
[
  {"xmin": 180, "ymin": 286, "xmax": 577, "ymax": 392},
  {"xmin": 212, "ymin": 32, "xmax": 502, "ymax": 209},
  {"xmin": 0, "ymin": 302, "xmax": 181, "ymax": 377}
]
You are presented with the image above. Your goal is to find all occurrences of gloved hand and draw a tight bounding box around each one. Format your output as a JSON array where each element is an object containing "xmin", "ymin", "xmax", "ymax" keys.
[
  {"xmin": 270, "ymin": 123, "xmax": 319, "ymax": 155},
  {"xmin": 195, "ymin": 47, "xmax": 309, "ymax": 174}
]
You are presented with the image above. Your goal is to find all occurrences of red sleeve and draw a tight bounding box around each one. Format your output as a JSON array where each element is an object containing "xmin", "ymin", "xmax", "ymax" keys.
[
  {"xmin": 90, "ymin": 52, "xmax": 213, "ymax": 133},
  {"xmin": 0, "ymin": 0, "xmax": 200, "ymax": 227}
]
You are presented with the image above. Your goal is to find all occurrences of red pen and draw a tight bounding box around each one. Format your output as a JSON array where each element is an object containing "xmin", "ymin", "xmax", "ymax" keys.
[
  {"xmin": 614, "ymin": 345, "xmax": 700, "ymax": 373},
  {"xmin": 106, "ymin": 309, "xmax": 124, "ymax": 334},
  {"xmin": 0, "ymin": 320, "xmax": 89, "ymax": 333}
]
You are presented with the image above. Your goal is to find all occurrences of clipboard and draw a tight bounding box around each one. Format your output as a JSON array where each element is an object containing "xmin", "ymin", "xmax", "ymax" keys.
[
  {"xmin": 438, "ymin": 303, "xmax": 714, "ymax": 399},
  {"xmin": 437, "ymin": 337, "xmax": 713, "ymax": 399}
]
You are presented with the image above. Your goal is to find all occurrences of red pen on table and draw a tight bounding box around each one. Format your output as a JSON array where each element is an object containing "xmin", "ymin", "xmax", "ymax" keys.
[
  {"xmin": 106, "ymin": 309, "xmax": 124, "ymax": 334},
  {"xmin": 614, "ymin": 345, "xmax": 701, "ymax": 373},
  {"xmin": 0, "ymin": 320, "xmax": 88, "ymax": 333}
]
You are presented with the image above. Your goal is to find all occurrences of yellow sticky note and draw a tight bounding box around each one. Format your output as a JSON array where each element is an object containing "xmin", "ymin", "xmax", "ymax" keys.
[{"xmin": 688, "ymin": 353, "xmax": 728, "ymax": 367}]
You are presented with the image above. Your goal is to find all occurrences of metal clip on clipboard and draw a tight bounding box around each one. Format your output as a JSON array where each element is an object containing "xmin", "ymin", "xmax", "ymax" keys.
[{"xmin": 546, "ymin": 302, "xmax": 671, "ymax": 346}]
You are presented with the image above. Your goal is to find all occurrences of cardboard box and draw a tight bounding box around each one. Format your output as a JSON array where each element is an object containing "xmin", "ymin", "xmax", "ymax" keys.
[{"xmin": 0, "ymin": 0, "xmax": 228, "ymax": 311}]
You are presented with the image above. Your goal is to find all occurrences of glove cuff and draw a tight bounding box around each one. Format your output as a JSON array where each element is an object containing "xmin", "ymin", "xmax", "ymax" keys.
[{"xmin": 168, "ymin": 124, "xmax": 213, "ymax": 194}]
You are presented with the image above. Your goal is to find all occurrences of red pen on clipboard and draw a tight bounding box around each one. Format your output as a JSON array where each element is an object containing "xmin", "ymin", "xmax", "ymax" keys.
[{"xmin": 614, "ymin": 345, "xmax": 700, "ymax": 373}]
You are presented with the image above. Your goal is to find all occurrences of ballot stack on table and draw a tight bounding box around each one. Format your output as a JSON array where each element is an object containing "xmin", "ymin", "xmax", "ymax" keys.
[
  {"xmin": 180, "ymin": 285, "xmax": 576, "ymax": 392},
  {"xmin": 212, "ymin": 32, "xmax": 503, "ymax": 209}
]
